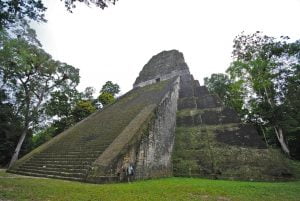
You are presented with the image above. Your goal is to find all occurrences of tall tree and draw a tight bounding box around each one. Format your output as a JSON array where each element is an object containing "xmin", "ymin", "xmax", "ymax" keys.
[
  {"xmin": 0, "ymin": 30, "xmax": 80, "ymax": 167},
  {"xmin": 227, "ymin": 32, "xmax": 300, "ymax": 156}
]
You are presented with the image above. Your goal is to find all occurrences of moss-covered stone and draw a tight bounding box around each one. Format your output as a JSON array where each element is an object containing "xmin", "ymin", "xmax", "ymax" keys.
[
  {"xmin": 173, "ymin": 126, "xmax": 293, "ymax": 180},
  {"xmin": 173, "ymin": 72, "xmax": 294, "ymax": 181}
]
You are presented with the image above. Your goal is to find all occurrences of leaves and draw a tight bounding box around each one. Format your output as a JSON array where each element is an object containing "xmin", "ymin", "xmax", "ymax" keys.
[
  {"xmin": 100, "ymin": 81, "xmax": 120, "ymax": 96},
  {"xmin": 98, "ymin": 91, "xmax": 115, "ymax": 106},
  {"xmin": 228, "ymin": 32, "xmax": 300, "ymax": 157},
  {"xmin": 0, "ymin": 0, "xmax": 47, "ymax": 30},
  {"xmin": 62, "ymin": 0, "xmax": 118, "ymax": 11},
  {"xmin": 206, "ymin": 32, "xmax": 300, "ymax": 157},
  {"xmin": 0, "ymin": 28, "xmax": 80, "ymax": 165}
]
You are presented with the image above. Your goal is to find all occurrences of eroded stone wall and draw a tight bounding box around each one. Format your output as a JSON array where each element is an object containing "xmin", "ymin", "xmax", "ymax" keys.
[{"xmin": 134, "ymin": 77, "xmax": 180, "ymax": 179}]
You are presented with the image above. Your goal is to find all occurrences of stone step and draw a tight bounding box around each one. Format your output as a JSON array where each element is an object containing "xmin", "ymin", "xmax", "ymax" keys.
[
  {"xmin": 19, "ymin": 165, "xmax": 89, "ymax": 174},
  {"xmin": 40, "ymin": 149, "xmax": 106, "ymax": 154},
  {"xmin": 194, "ymin": 86, "xmax": 209, "ymax": 97},
  {"xmin": 48, "ymin": 143, "xmax": 112, "ymax": 147},
  {"xmin": 24, "ymin": 159, "xmax": 93, "ymax": 166},
  {"xmin": 45, "ymin": 146, "xmax": 109, "ymax": 151},
  {"xmin": 177, "ymin": 95, "xmax": 223, "ymax": 110},
  {"xmin": 42, "ymin": 149, "xmax": 105, "ymax": 153},
  {"xmin": 15, "ymin": 167, "xmax": 87, "ymax": 178},
  {"xmin": 29, "ymin": 157, "xmax": 96, "ymax": 162},
  {"xmin": 36, "ymin": 151, "xmax": 104, "ymax": 156},
  {"xmin": 176, "ymin": 107, "xmax": 240, "ymax": 126},
  {"xmin": 178, "ymin": 97, "xmax": 197, "ymax": 110},
  {"xmin": 21, "ymin": 163, "xmax": 91, "ymax": 169},
  {"xmin": 9, "ymin": 170, "xmax": 84, "ymax": 181},
  {"xmin": 50, "ymin": 140, "xmax": 113, "ymax": 146},
  {"xmin": 33, "ymin": 153, "xmax": 101, "ymax": 159}
]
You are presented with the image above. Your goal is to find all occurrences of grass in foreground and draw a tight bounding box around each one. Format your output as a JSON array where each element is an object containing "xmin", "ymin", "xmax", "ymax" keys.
[{"xmin": 0, "ymin": 170, "xmax": 299, "ymax": 201}]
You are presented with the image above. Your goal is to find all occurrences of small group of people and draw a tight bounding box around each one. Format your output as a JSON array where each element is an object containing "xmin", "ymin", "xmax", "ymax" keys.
[{"xmin": 117, "ymin": 164, "xmax": 135, "ymax": 182}]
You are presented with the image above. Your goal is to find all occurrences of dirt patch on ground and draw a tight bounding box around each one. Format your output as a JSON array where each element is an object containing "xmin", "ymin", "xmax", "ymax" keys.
[{"xmin": 188, "ymin": 193, "xmax": 231, "ymax": 201}]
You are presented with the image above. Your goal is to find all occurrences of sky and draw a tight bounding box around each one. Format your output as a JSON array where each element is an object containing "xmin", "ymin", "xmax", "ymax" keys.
[{"xmin": 32, "ymin": 0, "xmax": 300, "ymax": 95}]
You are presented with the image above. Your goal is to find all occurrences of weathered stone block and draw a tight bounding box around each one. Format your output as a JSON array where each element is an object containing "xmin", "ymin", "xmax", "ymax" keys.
[
  {"xmin": 215, "ymin": 125, "xmax": 266, "ymax": 148},
  {"xmin": 179, "ymin": 87, "xmax": 194, "ymax": 98},
  {"xmin": 193, "ymin": 80, "xmax": 200, "ymax": 88},
  {"xmin": 194, "ymin": 86, "xmax": 209, "ymax": 97},
  {"xmin": 178, "ymin": 98, "xmax": 197, "ymax": 110},
  {"xmin": 198, "ymin": 111, "xmax": 220, "ymax": 125},
  {"xmin": 196, "ymin": 95, "xmax": 222, "ymax": 109},
  {"xmin": 220, "ymin": 108, "xmax": 240, "ymax": 124},
  {"xmin": 176, "ymin": 115, "xmax": 194, "ymax": 127}
]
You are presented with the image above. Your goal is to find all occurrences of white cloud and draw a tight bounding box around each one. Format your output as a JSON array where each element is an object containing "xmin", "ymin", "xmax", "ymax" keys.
[{"xmin": 32, "ymin": 0, "xmax": 300, "ymax": 94}]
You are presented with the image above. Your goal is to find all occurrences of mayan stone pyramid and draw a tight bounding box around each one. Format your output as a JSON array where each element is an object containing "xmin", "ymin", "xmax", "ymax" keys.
[{"xmin": 8, "ymin": 50, "xmax": 293, "ymax": 182}]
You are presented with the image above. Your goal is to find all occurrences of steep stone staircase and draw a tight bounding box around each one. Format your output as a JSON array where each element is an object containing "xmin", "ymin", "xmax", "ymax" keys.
[
  {"xmin": 9, "ymin": 79, "xmax": 175, "ymax": 181},
  {"xmin": 10, "ymin": 137, "xmax": 114, "ymax": 181}
]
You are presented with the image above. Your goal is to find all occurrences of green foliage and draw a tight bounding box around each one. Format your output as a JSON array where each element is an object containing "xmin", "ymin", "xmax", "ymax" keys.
[
  {"xmin": 82, "ymin": 86, "xmax": 96, "ymax": 101},
  {"xmin": 71, "ymin": 100, "xmax": 96, "ymax": 122},
  {"xmin": 1, "ymin": 171, "xmax": 300, "ymax": 201},
  {"xmin": 226, "ymin": 32, "xmax": 300, "ymax": 157},
  {"xmin": 204, "ymin": 73, "xmax": 246, "ymax": 116},
  {"xmin": 31, "ymin": 127, "xmax": 56, "ymax": 149},
  {"xmin": 97, "ymin": 81, "xmax": 120, "ymax": 107},
  {"xmin": 100, "ymin": 81, "xmax": 120, "ymax": 96},
  {"xmin": 204, "ymin": 73, "xmax": 231, "ymax": 99},
  {"xmin": 0, "ymin": 0, "xmax": 46, "ymax": 30},
  {"xmin": 0, "ymin": 27, "xmax": 80, "ymax": 166},
  {"xmin": 63, "ymin": 0, "xmax": 118, "ymax": 11},
  {"xmin": 46, "ymin": 91, "xmax": 77, "ymax": 118},
  {"xmin": 0, "ymin": 0, "xmax": 118, "ymax": 30},
  {"xmin": 33, "ymin": 89, "xmax": 97, "ymax": 148},
  {"xmin": 98, "ymin": 92, "xmax": 115, "ymax": 106},
  {"xmin": 204, "ymin": 32, "xmax": 300, "ymax": 158}
]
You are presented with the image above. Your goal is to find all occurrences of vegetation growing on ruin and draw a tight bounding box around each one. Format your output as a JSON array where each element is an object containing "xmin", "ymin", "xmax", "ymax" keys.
[
  {"xmin": 173, "ymin": 126, "xmax": 293, "ymax": 181},
  {"xmin": 176, "ymin": 108, "xmax": 223, "ymax": 117}
]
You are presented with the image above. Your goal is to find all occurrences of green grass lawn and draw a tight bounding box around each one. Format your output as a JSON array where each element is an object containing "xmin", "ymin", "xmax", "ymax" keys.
[{"xmin": 0, "ymin": 170, "xmax": 300, "ymax": 201}]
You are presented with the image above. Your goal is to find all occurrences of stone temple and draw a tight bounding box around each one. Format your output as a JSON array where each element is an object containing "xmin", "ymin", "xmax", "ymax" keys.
[{"xmin": 8, "ymin": 50, "xmax": 293, "ymax": 182}]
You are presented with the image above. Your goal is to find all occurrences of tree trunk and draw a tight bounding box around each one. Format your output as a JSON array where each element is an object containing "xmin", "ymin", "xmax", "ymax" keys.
[
  {"xmin": 263, "ymin": 86, "xmax": 290, "ymax": 155},
  {"xmin": 264, "ymin": 86, "xmax": 273, "ymax": 106},
  {"xmin": 260, "ymin": 125, "xmax": 268, "ymax": 147},
  {"xmin": 274, "ymin": 126, "xmax": 290, "ymax": 156},
  {"xmin": 8, "ymin": 125, "xmax": 29, "ymax": 168}
]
